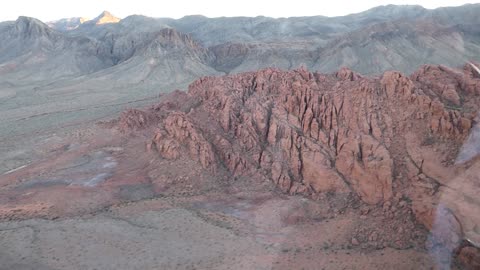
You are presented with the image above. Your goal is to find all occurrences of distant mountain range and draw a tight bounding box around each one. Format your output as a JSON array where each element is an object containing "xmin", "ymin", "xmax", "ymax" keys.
[
  {"xmin": 47, "ymin": 11, "xmax": 120, "ymax": 31},
  {"xmin": 1, "ymin": 4, "xmax": 480, "ymax": 150},
  {"xmin": 0, "ymin": 4, "xmax": 479, "ymax": 89}
]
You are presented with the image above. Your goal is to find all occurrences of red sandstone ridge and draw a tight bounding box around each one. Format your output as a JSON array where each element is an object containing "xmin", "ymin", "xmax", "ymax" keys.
[{"xmin": 119, "ymin": 64, "xmax": 480, "ymax": 257}]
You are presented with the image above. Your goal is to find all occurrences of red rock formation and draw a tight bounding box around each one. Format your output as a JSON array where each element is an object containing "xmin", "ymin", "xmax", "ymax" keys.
[
  {"xmin": 151, "ymin": 112, "xmax": 216, "ymax": 170},
  {"xmin": 118, "ymin": 109, "xmax": 157, "ymax": 132},
  {"xmin": 118, "ymin": 65, "xmax": 480, "ymax": 264},
  {"xmin": 121, "ymin": 65, "xmax": 479, "ymax": 202}
]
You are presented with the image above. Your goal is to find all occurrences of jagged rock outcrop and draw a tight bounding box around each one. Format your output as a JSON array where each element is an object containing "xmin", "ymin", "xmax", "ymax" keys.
[
  {"xmin": 119, "ymin": 65, "xmax": 480, "ymax": 263},
  {"xmin": 149, "ymin": 112, "xmax": 217, "ymax": 170},
  {"xmin": 118, "ymin": 109, "xmax": 158, "ymax": 132},
  {"xmin": 119, "ymin": 64, "xmax": 478, "ymax": 202}
]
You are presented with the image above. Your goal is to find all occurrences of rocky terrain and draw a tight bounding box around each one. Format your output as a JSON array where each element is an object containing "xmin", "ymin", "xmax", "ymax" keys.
[
  {"xmin": 45, "ymin": 4, "xmax": 480, "ymax": 76},
  {"xmin": 1, "ymin": 4, "xmax": 480, "ymax": 270},
  {"xmin": 118, "ymin": 63, "xmax": 480, "ymax": 267},
  {"xmin": 2, "ymin": 4, "xmax": 480, "ymax": 175},
  {"xmin": 1, "ymin": 63, "xmax": 479, "ymax": 269}
]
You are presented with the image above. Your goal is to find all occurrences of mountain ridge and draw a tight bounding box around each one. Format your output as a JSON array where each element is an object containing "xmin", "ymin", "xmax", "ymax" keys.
[
  {"xmin": 42, "ymin": 4, "xmax": 480, "ymax": 75},
  {"xmin": 1, "ymin": 3, "xmax": 480, "ymax": 179},
  {"xmin": 1, "ymin": 6, "xmax": 480, "ymax": 268},
  {"xmin": 46, "ymin": 11, "xmax": 120, "ymax": 31}
]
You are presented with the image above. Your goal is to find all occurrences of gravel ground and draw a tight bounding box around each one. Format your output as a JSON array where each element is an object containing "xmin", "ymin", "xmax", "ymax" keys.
[{"xmin": 0, "ymin": 194, "xmax": 442, "ymax": 270}]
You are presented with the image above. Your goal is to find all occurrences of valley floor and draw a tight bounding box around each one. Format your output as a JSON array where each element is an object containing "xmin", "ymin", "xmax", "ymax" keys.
[
  {"xmin": 0, "ymin": 86, "xmax": 164, "ymax": 175},
  {"xmin": 0, "ymin": 126, "xmax": 452, "ymax": 270},
  {"xmin": 0, "ymin": 191, "xmax": 440, "ymax": 270}
]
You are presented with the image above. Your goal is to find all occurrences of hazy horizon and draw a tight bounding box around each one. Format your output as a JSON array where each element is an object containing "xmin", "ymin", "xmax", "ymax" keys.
[{"xmin": 1, "ymin": 0, "xmax": 477, "ymax": 22}]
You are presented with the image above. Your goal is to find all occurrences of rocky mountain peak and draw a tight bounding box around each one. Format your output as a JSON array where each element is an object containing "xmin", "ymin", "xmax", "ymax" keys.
[
  {"xmin": 14, "ymin": 16, "xmax": 54, "ymax": 38},
  {"xmin": 91, "ymin": 11, "xmax": 120, "ymax": 25}
]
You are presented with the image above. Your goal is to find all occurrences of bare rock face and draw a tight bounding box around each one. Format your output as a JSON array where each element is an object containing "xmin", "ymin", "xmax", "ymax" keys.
[
  {"xmin": 92, "ymin": 11, "xmax": 120, "ymax": 25},
  {"xmin": 121, "ymin": 65, "xmax": 479, "ymax": 203},
  {"xmin": 119, "ymin": 109, "xmax": 157, "ymax": 132},
  {"xmin": 84, "ymin": 11, "xmax": 120, "ymax": 26},
  {"xmin": 119, "ymin": 65, "xmax": 480, "ymax": 264},
  {"xmin": 336, "ymin": 135, "xmax": 393, "ymax": 204},
  {"xmin": 152, "ymin": 112, "xmax": 217, "ymax": 170},
  {"xmin": 210, "ymin": 43, "xmax": 250, "ymax": 73}
]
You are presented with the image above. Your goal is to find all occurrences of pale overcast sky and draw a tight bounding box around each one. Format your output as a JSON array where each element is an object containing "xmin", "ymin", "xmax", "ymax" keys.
[{"xmin": 1, "ymin": 0, "xmax": 477, "ymax": 22}]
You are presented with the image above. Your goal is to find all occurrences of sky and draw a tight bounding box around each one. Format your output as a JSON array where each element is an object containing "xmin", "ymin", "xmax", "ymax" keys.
[{"xmin": 0, "ymin": 0, "xmax": 477, "ymax": 22}]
